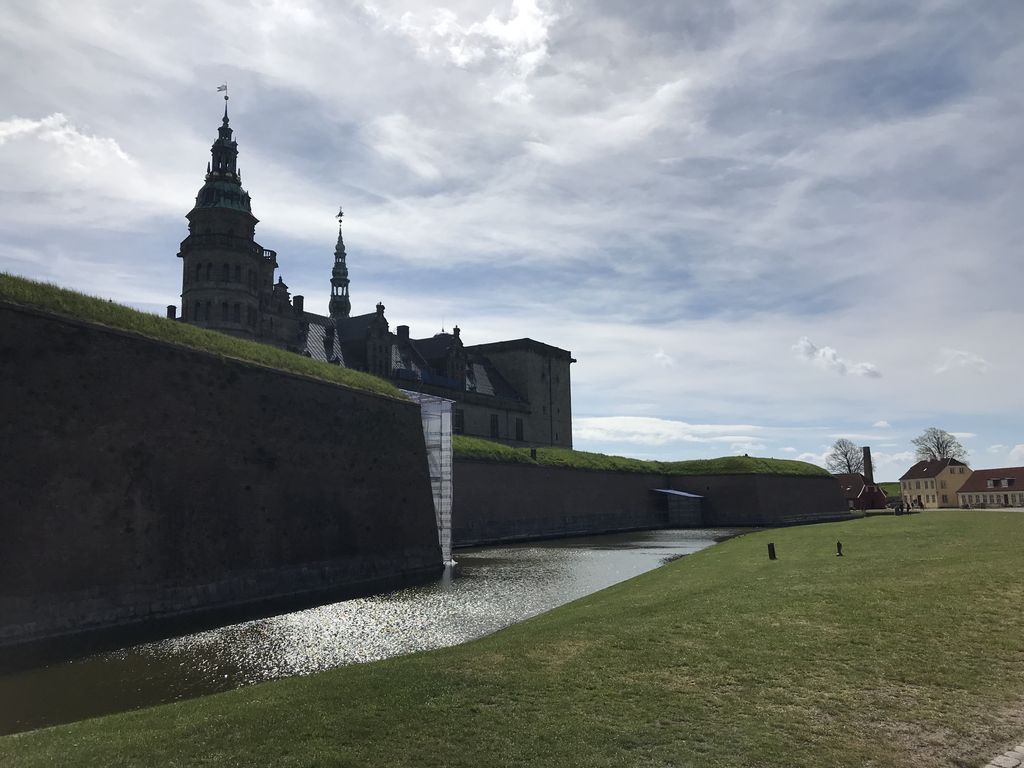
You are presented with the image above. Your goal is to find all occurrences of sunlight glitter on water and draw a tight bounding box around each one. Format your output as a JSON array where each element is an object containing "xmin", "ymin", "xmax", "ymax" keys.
[{"xmin": 0, "ymin": 528, "xmax": 744, "ymax": 734}]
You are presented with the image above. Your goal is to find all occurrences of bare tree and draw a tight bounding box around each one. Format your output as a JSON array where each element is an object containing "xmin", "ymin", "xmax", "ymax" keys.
[
  {"xmin": 826, "ymin": 438, "xmax": 864, "ymax": 474},
  {"xmin": 912, "ymin": 427, "xmax": 968, "ymax": 462}
]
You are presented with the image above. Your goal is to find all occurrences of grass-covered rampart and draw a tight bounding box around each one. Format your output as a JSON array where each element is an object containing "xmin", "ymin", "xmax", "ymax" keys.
[
  {"xmin": 879, "ymin": 481, "xmax": 902, "ymax": 497},
  {"xmin": 3, "ymin": 511, "xmax": 1023, "ymax": 766},
  {"xmin": 0, "ymin": 273, "xmax": 403, "ymax": 400},
  {"xmin": 453, "ymin": 434, "xmax": 830, "ymax": 477}
]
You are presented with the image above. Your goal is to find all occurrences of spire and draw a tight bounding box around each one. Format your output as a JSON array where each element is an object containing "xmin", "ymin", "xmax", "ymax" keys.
[
  {"xmin": 329, "ymin": 206, "xmax": 351, "ymax": 319},
  {"xmin": 209, "ymin": 100, "xmax": 238, "ymax": 178},
  {"xmin": 191, "ymin": 90, "xmax": 252, "ymax": 213}
]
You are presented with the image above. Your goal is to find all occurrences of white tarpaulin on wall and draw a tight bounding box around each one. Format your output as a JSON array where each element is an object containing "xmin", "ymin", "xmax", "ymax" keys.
[{"xmin": 401, "ymin": 390, "xmax": 453, "ymax": 563}]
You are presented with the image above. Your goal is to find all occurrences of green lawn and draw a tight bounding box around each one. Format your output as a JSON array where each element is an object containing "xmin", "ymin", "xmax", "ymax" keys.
[
  {"xmin": 453, "ymin": 435, "xmax": 830, "ymax": 477},
  {"xmin": 4, "ymin": 511, "xmax": 1023, "ymax": 767},
  {"xmin": 0, "ymin": 272, "xmax": 402, "ymax": 400},
  {"xmin": 879, "ymin": 482, "xmax": 902, "ymax": 497}
]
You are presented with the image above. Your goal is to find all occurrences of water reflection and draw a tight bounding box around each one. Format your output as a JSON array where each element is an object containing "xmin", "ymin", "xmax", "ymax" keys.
[{"xmin": 0, "ymin": 528, "xmax": 742, "ymax": 734}]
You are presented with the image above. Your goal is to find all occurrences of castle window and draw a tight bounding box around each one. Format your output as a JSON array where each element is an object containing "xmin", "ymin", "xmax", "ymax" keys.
[
  {"xmin": 233, "ymin": 303, "xmax": 241, "ymax": 322},
  {"xmin": 453, "ymin": 409, "xmax": 464, "ymax": 434},
  {"xmin": 249, "ymin": 270, "xmax": 255, "ymax": 290},
  {"xmin": 516, "ymin": 418, "xmax": 524, "ymax": 442},
  {"xmin": 204, "ymin": 301, "xmax": 211, "ymax": 321},
  {"xmin": 195, "ymin": 264, "xmax": 203, "ymax": 283},
  {"xmin": 233, "ymin": 265, "xmax": 241, "ymax": 282},
  {"xmin": 221, "ymin": 302, "xmax": 228, "ymax": 320},
  {"xmin": 206, "ymin": 263, "xmax": 213, "ymax": 281},
  {"xmin": 192, "ymin": 302, "xmax": 200, "ymax": 321},
  {"xmin": 221, "ymin": 263, "xmax": 229, "ymax": 282},
  {"xmin": 490, "ymin": 414, "xmax": 499, "ymax": 439}
]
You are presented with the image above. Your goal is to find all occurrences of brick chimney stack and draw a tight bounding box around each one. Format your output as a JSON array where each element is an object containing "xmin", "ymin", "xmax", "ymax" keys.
[{"xmin": 863, "ymin": 446, "xmax": 874, "ymax": 485}]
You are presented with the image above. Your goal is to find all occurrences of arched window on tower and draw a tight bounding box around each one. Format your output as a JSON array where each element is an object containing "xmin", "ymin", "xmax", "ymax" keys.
[
  {"xmin": 233, "ymin": 265, "xmax": 241, "ymax": 282},
  {"xmin": 195, "ymin": 263, "xmax": 203, "ymax": 283},
  {"xmin": 221, "ymin": 302, "xmax": 229, "ymax": 321},
  {"xmin": 248, "ymin": 269, "xmax": 254, "ymax": 290}
]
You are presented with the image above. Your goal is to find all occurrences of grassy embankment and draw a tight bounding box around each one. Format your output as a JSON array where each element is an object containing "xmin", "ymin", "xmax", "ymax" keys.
[
  {"xmin": 5, "ymin": 511, "xmax": 1023, "ymax": 767},
  {"xmin": 880, "ymin": 482, "xmax": 902, "ymax": 497},
  {"xmin": 0, "ymin": 273, "xmax": 402, "ymax": 399},
  {"xmin": 453, "ymin": 434, "xmax": 830, "ymax": 476}
]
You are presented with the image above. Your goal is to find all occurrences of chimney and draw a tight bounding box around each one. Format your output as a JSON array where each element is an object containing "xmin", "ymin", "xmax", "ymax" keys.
[
  {"xmin": 293, "ymin": 295, "xmax": 304, "ymax": 314},
  {"xmin": 397, "ymin": 325, "xmax": 410, "ymax": 341},
  {"xmin": 863, "ymin": 446, "xmax": 874, "ymax": 485},
  {"xmin": 166, "ymin": 305, "xmax": 177, "ymax": 320}
]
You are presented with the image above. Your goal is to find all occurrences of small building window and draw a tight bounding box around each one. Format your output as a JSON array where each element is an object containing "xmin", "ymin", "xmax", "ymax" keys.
[
  {"xmin": 515, "ymin": 417, "xmax": 524, "ymax": 442},
  {"xmin": 453, "ymin": 409, "xmax": 464, "ymax": 435},
  {"xmin": 490, "ymin": 414, "xmax": 499, "ymax": 439}
]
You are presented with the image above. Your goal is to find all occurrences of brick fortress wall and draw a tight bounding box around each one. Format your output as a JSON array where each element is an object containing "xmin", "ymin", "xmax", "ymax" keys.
[
  {"xmin": 452, "ymin": 461, "xmax": 850, "ymax": 546},
  {"xmin": 0, "ymin": 304, "xmax": 441, "ymax": 658}
]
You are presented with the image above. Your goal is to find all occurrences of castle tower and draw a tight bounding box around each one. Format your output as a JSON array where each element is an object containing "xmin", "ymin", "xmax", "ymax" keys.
[
  {"xmin": 177, "ymin": 95, "xmax": 279, "ymax": 340},
  {"xmin": 329, "ymin": 206, "xmax": 351, "ymax": 320}
]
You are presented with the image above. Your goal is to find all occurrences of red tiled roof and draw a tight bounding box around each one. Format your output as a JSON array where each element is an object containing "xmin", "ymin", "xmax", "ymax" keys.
[
  {"xmin": 957, "ymin": 467, "xmax": 1024, "ymax": 494},
  {"xmin": 899, "ymin": 458, "xmax": 968, "ymax": 480}
]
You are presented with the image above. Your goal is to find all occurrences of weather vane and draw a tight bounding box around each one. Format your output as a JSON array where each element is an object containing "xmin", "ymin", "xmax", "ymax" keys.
[{"xmin": 337, "ymin": 206, "xmax": 344, "ymax": 222}]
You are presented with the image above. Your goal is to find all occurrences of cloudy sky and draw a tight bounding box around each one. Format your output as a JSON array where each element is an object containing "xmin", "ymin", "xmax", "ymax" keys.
[{"xmin": 2, "ymin": 0, "xmax": 1022, "ymax": 478}]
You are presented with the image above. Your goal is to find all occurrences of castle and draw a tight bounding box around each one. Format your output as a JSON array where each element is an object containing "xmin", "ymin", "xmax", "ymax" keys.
[{"xmin": 173, "ymin": 101, "xmax": 573, "ymax": 448}]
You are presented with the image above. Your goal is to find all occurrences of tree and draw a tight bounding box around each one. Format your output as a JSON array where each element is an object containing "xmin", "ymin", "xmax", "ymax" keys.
[
  {"xmin": 912, "ymin": 427, "xmax": 968, "ymax": 463},
  {"xmin": 826, "ymin": 438, "xmax": 864, "ymax": 474}
]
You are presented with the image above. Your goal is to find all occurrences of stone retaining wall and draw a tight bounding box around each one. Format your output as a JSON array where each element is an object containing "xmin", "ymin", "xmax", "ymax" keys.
[
  {"xmin": 0, "ymin": 303, "xmax": 441, "ymax": 659},
  {"xmin": 452, "ymin": 461, "xmax": 850, "ymax": 546}
]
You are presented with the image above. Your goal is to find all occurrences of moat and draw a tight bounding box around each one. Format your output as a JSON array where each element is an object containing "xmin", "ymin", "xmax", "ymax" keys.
[{"xmin": 0, "ymin": 528, "xmax": 746, "ymax": 734}]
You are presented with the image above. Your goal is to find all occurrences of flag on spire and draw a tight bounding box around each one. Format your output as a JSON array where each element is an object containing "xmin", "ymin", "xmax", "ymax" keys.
[{"xmin": 216, "ymin": 84, "xmax": 227, "ymax": 92}]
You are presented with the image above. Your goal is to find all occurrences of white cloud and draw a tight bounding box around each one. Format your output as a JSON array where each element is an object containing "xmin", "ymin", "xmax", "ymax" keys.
[
  {"xmin": 793, "ymin": 337, "xmax": 881, "ymax": 378},
  {"xmin": 934, "ymin": 348, "xmax": 990, "ymax": 375},
  {"xmin": 1010, "ymin": 445, "xmax": 1024, "ymax": 465},
  {"xmin": 988, "ymin": 444, "xmax": 1005, "ymax": 454},
  {"xmin": 873, "ymin": 420, "xmax": 891, "ymax": 428},
  {"xmin": 796, "ymin": 450, "xmax": 828, "ymax": 468},
  {"xmin": 573, "ymin": 416, "xmax": 762, "ymax": 446},
  {"xmin": 652, "ymin": 349, "xmax": 674, "ymax": 367},
  {"xmin": 782, "ymin": 446, "xmax": 797, "ymax": 453}
]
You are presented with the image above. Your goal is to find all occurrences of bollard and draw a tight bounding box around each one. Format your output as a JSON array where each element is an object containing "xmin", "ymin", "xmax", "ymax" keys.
[
  {"xmin": 836, "ymin": 541, "xmax": 843, "ymax": 557},
  {"xmin": 768, "ymin": 542, "xmax": 776, "ymax": 560}
]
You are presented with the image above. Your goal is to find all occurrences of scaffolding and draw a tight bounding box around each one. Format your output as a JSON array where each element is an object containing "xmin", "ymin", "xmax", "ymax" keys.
[{"xmin": 401, "ymin": 390, "xmax": 453, "ymax": 563}]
